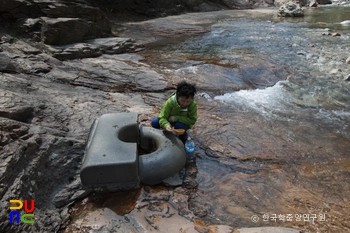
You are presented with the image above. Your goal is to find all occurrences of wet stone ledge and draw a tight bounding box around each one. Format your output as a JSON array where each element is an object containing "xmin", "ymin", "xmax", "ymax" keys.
[{"xmin": 45, "ymin": 37, "xmax": 144, "ymax": 61}]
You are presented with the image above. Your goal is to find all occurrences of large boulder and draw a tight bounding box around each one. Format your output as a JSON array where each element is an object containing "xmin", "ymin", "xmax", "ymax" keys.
[{"xmin": 278, "ymin": 2, "xmax": 304, "ymax": 17}]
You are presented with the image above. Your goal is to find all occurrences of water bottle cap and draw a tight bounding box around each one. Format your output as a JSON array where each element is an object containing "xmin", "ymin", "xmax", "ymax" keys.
[
  {"xmin": 187, "ymin": 137, "xmax": 191, "ymax": 140},
  {"xmin": 186, "ymin": 146, "xmax": 195, "ymax": 152}
]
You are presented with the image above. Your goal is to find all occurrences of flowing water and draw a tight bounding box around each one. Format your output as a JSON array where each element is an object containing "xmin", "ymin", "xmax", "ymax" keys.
[
  {"xmin": 67, "ymin": 6, "xmax": 350, "ymax": 232},
  {"xmin": 139, "ymin": 6, "xmax": 350, "ymax": 232}
]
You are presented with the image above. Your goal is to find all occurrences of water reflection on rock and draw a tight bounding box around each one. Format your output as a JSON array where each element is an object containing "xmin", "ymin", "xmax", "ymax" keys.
[{"xmin": 193, "ymin": 83, "xmax": 350, "ymax": 231}]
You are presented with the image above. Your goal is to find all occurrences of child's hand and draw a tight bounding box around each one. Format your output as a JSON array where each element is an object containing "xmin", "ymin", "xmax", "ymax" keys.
[{"xmin": 166, "ymin": 125, "xmax": 174, "ymax": 132}]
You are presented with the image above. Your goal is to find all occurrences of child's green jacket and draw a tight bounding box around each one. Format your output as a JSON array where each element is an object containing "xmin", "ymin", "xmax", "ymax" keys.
[{"xmin": 158, "ymin": 94, "xmax": 197, "ymax": 129}]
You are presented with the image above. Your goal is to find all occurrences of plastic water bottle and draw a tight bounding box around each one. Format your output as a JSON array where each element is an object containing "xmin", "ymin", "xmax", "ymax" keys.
[{"xmin": 185, "ymin": 136, "xmax": 195, "ymax": 161}]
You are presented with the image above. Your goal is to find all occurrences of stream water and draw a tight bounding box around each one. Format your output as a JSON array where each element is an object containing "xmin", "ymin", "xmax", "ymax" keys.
[
  {"xmin": 138, "ymin": 6, "xmax": 350, "ymax": 232},
  {"xmin": 66, "ymin": 6, "xmax": 350, "ymax": 233}
]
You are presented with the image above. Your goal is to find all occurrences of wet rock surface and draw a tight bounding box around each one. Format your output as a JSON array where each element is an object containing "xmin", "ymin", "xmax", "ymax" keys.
[
  {"xmin": 1, "ymin": 2, "xmax": 350, "ymax": 233},
  {"xmin": 0, "ymin": 30, "xmax": 165, "ymax": 232}
]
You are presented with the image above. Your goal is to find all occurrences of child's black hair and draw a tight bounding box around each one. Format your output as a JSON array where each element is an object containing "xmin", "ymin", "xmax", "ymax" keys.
[{"xmin": 176, "ymin": 81, "xmax": 197, "ymax": 98}]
